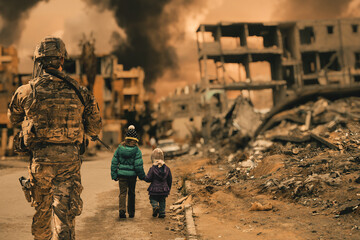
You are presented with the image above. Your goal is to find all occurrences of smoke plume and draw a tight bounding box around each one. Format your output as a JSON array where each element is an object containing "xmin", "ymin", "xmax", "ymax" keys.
[
  {"xmin": 273, "ymin": 0, "xmax": 354, "ymax": 20},
  {"xmin": 0, "ymin": 0, "xmax": 44, "ymax": 45},
  {"xmin": 85, "ymin": 0, "xmax": 202, "ymax": 88},
  {"xmin": 0, "ymin": 0, "xmax": 205, "ymax": 88}
]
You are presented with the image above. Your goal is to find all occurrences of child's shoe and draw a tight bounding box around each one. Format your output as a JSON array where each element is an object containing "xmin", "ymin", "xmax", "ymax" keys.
[
  {"xmin": 158, "ymin": 214, "xmax": 165, "ymax": 218},
  {"xmin": 119, "ymin": 210, "xmax": 126, "ymax": 219},
  {"xmin": 152, "ymin": 207, "xmax": 159, "ymax": 217}
]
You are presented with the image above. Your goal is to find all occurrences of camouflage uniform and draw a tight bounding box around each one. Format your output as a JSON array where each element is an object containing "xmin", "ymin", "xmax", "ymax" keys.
[{"xmin": 8, "ymin": 71, "xmax": 102, "ymax": 238}]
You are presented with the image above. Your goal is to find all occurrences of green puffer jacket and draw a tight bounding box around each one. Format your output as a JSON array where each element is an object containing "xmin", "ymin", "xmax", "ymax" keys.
[{"xmin": 111, "ymin": 144, "xmax": 146, "ymax": 180}]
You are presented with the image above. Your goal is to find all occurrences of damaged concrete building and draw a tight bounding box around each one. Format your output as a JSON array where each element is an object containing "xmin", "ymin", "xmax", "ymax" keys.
[
  {"xmin": 0, "ymin": 45, "xmax": 19, "ymax": 156},
  {"xmin": 196, "ymin": 18, "xmax": 360, "ymax": 141},
  {"xmin": 157, "ymin": 84, "xmax": 203, "ymax": 141},
  {"xmin": 63, "ymin": 55, "xmax": 149, "ymax": 146},
  {"xmin": 0, "ymin": 46, "xmax": 150, "ymax": 156}
]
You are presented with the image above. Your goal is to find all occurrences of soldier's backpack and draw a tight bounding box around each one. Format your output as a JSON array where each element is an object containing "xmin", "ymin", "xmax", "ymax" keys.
[{"xmin": 24, "ymin": 71, "xmax": 85, "ymax": 146}]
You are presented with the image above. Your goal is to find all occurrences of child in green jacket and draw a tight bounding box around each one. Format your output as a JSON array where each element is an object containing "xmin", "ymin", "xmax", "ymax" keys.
[{"xmin": 111, "ymin": 125, "xmax": 146, "ymax": 219}]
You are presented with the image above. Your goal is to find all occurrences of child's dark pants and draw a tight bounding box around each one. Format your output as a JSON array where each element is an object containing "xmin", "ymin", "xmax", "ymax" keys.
[
  {"xmin": 118, "ymin": 176, "xmax": 137, "ymax": 216},
  {"xmin": 149, "ymin": 195, "xmax": 166, "ymax": 216}
]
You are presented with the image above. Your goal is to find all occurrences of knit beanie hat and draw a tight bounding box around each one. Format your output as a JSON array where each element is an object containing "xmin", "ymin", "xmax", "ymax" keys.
[{"xmin": 125, "ymin": 125, "xmax": 139, "ymax": 142}]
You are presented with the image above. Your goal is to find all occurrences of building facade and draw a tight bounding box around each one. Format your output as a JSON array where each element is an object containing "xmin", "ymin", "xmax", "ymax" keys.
[
  {"xmin": 63, "ymin": 55, "xmax": 148, "ymax": 146},
  {"xmin": 196, "ymin": 18, "xmax": 360, "ymax": 107},
  {"xmin": 157, "ymin": 84, "xmax": 203, "ymax": 141}
]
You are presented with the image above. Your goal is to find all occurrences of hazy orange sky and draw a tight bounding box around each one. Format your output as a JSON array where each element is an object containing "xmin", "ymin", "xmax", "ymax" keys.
[
  {"xmin": 10, "ymin": 0, "xmax": 360, "ymax": 100},
  {"xmin": 15, "ymin": 1, "xmax": 275, "ymax": 72}
]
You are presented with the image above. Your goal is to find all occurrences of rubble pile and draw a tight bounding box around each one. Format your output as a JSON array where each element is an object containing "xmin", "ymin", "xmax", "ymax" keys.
[
  {"xmin": 206, "ymin": 96, "xmax": 263, "ymax": 152},
  {"xmin": 178, "ymin": 96, "xmax": 360, "ymax": 219},
  {"xmin": 189, "ymin": 97, "xmax": 359, "ymax": 214},
  {"xmin": 223, "ymin": 96, "xmax": 360, "ymax": 214}
]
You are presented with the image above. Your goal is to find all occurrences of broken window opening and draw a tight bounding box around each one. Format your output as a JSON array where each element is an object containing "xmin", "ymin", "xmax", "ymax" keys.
[
  {"xmin": 247, "ymin": 36, "xmax": 264, "ymax": 49},
  {"xmin": 303, "ymin": 78, "xmax": 320, "ymax": 85},
  {"xmin": 124, "ymin": 95, "xmax": 132, "ymax": 105},
  {"xmin": 200, "ymin": 31, "xmax": 215, "ymax": 43},
  {"xmin": 352, "ymin": 24, "xmax": 358, "ymax": 33},
  {"xmin": 220, "ymin": 37, "xmax": 239, "ymax": 49},
  {"xmin": 249, "ymin": 61, "xmax": 272, "ymax": 80},
  {"xmin": 248, "ymin": 25, "xmax": 278, "ymax": 48},
  {"xmin": 355, "ymin": 53, "xmax": 360, "ymax": 69},
  {"xmin": 299, "ymin": 27, "xmax": 315, "ymax": 45},
  {"xmin": 179, "ymin": 104, "xmax": 188, "ymax": 112},
  {"xmin": 319, "ymin": 52, "xmax": 340, "ymax": 71},
  {"xmin": 327, "ymin": 25, "xmax": 334, "ymax": 34},
  {"xmin": 280, "ymin": 26, "xmax": 297, "ymax": 59},
  {"xmin": 262, "ymin": 27, "xmax": 278, "ymax": 47},
  {"xmin": 283, "ymin": 66, "xmax": 295, "ymax": 88},
  {"xmin": 200, "ymin": 59, "xmax": 218, "ymax": 83},
  {"xmin": 354, "ymin": 76, "xmax": 360, "ymax": 82},
  {"xmin": 302, "ymin": 52, "xmax": 317, "ymax": 74},
  {"xmin": 96, "ymin": 57, "xmax": 101, "ymax": 75},
  {"xmin": 211, "ymin": 93, "xmax": 222, "ymax": 113},
  {"xmin": 223, "ymin": 63, "xmax": 241, "ymax": 83},
  {"xmin": 123, "ymin": 78, "xmax": 131, "ymax": 88}
]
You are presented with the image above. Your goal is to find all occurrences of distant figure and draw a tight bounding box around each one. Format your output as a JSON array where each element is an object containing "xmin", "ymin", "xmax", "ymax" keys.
[
  {"xmin": 111, "ymin": 125, "xmax": 146, "ymax": 219},
  {"xmin": 145, "ymin": 148, "xmax": 172, "ymax": 218},
  {"xmin": 150, "ymin": 136, "xmax": 157, "ymax": 150}
]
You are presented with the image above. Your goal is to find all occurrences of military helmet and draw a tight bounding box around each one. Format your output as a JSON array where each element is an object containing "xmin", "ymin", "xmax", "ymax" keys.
[{"xmin": 34, "ymin": 37, "xmax": 68, "ymax": 61}]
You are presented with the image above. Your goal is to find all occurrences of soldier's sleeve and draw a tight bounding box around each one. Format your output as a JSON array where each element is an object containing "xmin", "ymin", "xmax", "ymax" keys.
[
  {"xmin": 81, "ymin": 86, "xmax": 102, "ymax": 136},
  {"xmin": 7, "ymin": 84, "xmax": 31, "ymax": 126}
]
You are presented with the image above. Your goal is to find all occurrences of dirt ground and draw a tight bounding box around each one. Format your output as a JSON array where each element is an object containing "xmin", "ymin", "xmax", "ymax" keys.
[
  {"xmin": 167, "ymin": 154, "xmax": 360, "ymax": 240},
  {"xmin": 0, "ymin": 148, "xmax": 186, "ymax": 240},
  {"xmin": 1, "ymin": 146, "xmax": 359, "ymax": 240},
  {"xmin": 76, "ymin": 148, "xmax": 187, "ymax": 240}
]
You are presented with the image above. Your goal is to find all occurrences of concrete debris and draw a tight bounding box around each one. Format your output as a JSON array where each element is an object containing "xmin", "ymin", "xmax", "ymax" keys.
[
  {"xmin": 206, "ymin": 96, "xmax": 263, "ymax": 151},
  {"xmin": 170, "ymin": 195, "xmax": 196, "ymax": 239},
  {"xmin": 239, "ymin": 159, "xmax": 256, "ymax": 169},
  {"xmin": 174, "ymin": 196, "xmax": 189, "ymax": 205},
  {"xmin": 170, "ymin": 204, "xmax": 183, "ymax": 211},
  {"xmin": 249, "ymin": 202, "xmax": 273, "ymax": 211},
  {"xmin": 339, "ymin": 203, "xmax": 360, "ymax": 215},
  {"xmin": 181, "ymin": 96, "xmax": 360, "ymax": 221}
]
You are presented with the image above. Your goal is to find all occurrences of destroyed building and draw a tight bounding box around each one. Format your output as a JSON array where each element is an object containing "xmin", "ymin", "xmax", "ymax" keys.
[
  {"xmin": 0, "ymin": 45, "xmax": 151, "ymax": 156},
  {"xmin": 196, "ymin": 18, "xmax": 360, "ymax": 141},
  {"xmin": 157, "ymin": 84, "xmax": 202, "ymax": 140},
  {"xmin": 0, "ymin": 45, "xmax": 19, "ymax": 156},
  {"xmin": 63, "ymin": 55, "xmax": 150, "ymax": 146},
  {"xmin": 197, "ymin": 18, "xmax": 360, "ymax": 102}
]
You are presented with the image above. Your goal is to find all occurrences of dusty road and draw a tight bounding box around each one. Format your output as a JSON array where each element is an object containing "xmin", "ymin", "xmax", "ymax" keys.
[{"xmin": 0, "ymin": 148, "xmax": 183, "ymax": 240}]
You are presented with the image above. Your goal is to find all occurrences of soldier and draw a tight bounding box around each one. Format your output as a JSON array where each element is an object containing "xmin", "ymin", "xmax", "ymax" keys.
[{"xmin": 8, "ymin": 37, "xmax": 102, "ymax": 240}]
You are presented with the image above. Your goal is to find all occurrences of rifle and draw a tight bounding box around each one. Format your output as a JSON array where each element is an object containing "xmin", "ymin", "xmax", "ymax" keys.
[{"xmin": 91, "ymin": 135, "xmax": 112, "ymax": 152}]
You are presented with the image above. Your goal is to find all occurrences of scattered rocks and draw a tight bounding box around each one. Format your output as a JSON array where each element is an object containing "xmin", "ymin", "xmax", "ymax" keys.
[{"xmin": 249, "ymin": 202, "xmax": 273, "ymax": 211}]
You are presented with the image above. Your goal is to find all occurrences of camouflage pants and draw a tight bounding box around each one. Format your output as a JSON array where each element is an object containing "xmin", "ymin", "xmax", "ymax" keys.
[{"xmin": 30, "ymin": 145, "xmax": 83, "ymax": 240}]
